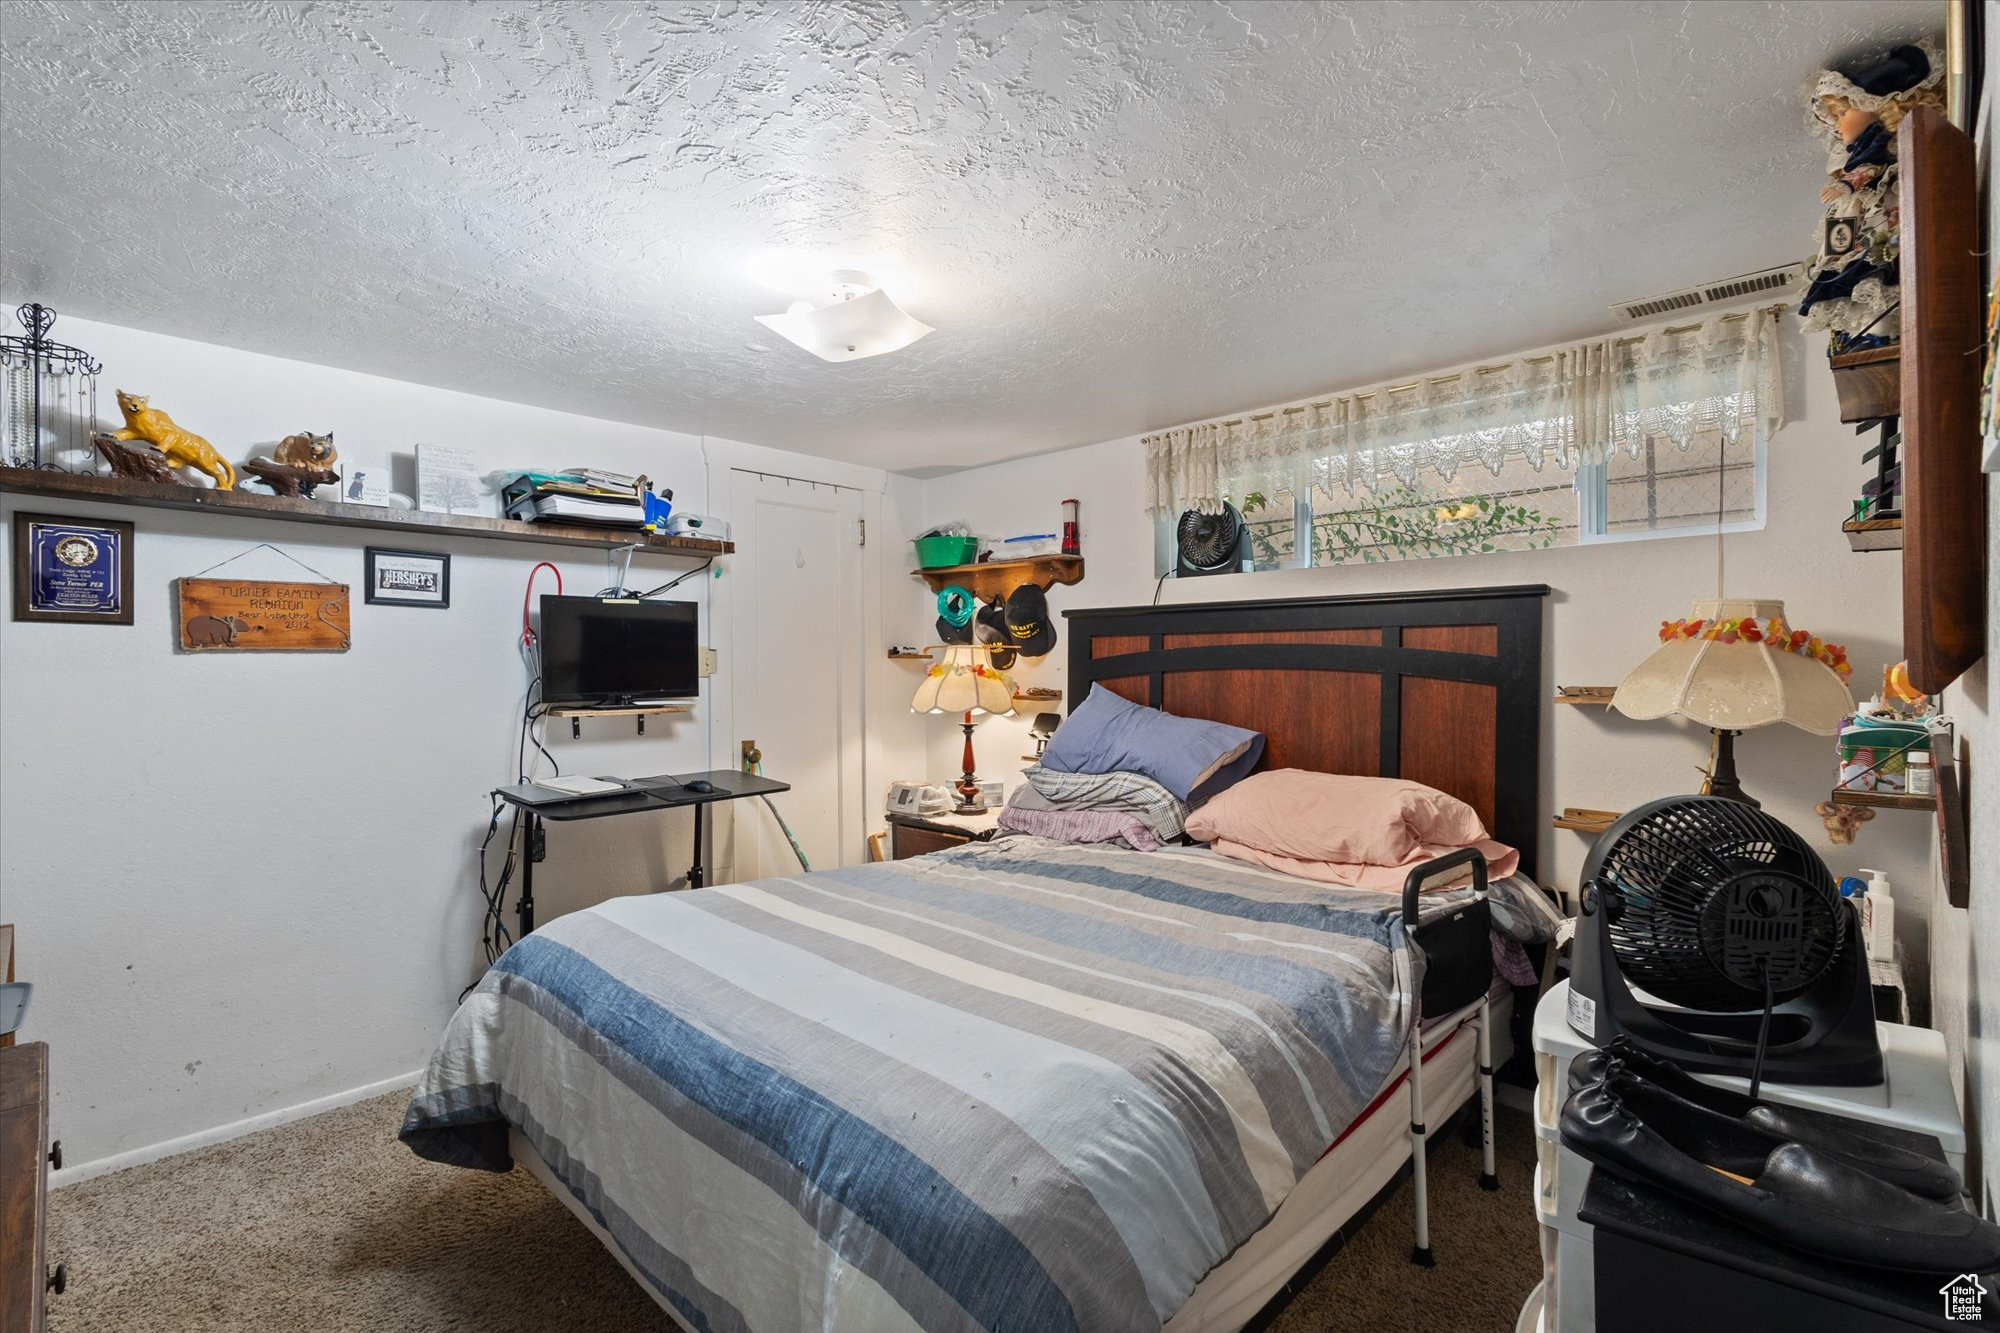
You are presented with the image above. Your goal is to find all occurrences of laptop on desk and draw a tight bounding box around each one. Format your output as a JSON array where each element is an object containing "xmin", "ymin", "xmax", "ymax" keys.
[{"xmin": 494, "ymin": 776, "xmax": 636, "ymax": 806}]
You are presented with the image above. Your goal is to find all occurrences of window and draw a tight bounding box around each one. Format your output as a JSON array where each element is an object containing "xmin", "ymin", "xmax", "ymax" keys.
[
  {"xmin": 1166, "ymin": 424, "xmax": 1765, "ymax": 573},
  {"xmin": 1578, "ymin": 422, "xmax": 1764, "ymax": 544},
  {"xmin": 1147, "ymin": 307, "xmax": 1780, "ymax": 574},
  {"xmin": 1302, "ymin": 446, "xmax": 1571, "ymax": 567}
]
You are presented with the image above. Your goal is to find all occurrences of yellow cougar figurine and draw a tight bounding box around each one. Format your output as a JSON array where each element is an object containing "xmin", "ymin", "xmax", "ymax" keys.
[{"xmin": 111, "ymin": 391, "xmax": 235, "ymax": 490}]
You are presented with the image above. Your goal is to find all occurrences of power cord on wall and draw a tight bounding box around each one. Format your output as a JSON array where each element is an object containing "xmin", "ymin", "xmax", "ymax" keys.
[
  {"xmin": 517, "ymin": 563, "xmax": 563, "ymax": 784},
  {"xmin": 742, "ymin": 749, "xmax": 811, "ymax": 873},
  {"xmin": 633, "ymin": 558, "xmax": 713, "ymax": 599},
  {"xmin": 464, "ymin": 799, "xmax": 520, "ymax": 1001},
  {"xmin": 596, "ymin": 558, "xmax": 714, "ymax": 601},
  {"xmin": 464, "ymin": 563, "xmax": 565, "ymax": 1000}
]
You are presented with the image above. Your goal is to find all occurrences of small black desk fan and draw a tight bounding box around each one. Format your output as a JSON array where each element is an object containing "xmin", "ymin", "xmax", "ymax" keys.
[
  {"xmin": 1175, "ymin": 504, "xmax": 1251, "ymax": 577},
  {"xmin": 1571, "ymin": 795, "xmax": 1882, "ymax": 1091}
]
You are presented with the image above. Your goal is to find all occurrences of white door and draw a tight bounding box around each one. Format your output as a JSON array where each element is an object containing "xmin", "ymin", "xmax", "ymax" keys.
[{"xmin": 729, "ymin": 470, "xmax": 865, "ymax": 879}]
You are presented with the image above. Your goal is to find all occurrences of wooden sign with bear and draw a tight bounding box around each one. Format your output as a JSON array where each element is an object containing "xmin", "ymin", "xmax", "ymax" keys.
[{"xmin": 177, "ymin": 578, "xmax": 350, "ymax": 652}]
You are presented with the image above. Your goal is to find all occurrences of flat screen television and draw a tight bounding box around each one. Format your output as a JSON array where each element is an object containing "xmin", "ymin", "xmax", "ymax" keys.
[{"xmin": 539, "ymin": 595, "xmax": 699, "ymax": 705}]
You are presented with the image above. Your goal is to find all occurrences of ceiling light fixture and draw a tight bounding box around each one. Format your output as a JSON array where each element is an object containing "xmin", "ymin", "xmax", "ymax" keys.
[{"xmin": 754, "ymin": 270, "xmax": 933, "ymax": 363}]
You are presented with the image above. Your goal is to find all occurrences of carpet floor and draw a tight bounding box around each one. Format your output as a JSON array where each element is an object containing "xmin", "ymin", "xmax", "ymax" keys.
[{"xmin": 48, "ymin": 1090, "xmax": 1539, "ymax": 1332}]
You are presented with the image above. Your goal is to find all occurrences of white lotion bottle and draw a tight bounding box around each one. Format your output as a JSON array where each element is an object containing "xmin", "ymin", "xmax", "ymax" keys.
[{"xmin": 1858, "ymin": 868, "xmax": 1895, "ymax": 960}]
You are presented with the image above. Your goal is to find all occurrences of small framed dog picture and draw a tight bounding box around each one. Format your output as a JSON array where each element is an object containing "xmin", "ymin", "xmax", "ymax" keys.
[{"xmin": 364, "ymin": 547, "xmax": 450, "ymax": 608}]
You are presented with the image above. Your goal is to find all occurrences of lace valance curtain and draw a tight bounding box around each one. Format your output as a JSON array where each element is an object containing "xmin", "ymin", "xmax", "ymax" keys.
[{"xmin": 1144, "ymin": 307, "xmax": 1783, "ymax": 516}]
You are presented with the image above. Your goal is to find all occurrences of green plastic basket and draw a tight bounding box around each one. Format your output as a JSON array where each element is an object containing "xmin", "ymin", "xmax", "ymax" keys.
[{"xmin": 913, "ymin": 535, "xmax": 979, "ymax": 568}]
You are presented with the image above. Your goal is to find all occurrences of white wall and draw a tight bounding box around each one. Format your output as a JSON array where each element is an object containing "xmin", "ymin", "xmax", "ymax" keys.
[
  {"xmin": 1924, "ymin": 0, "xmax": 2000, "ymax": 1209},
  {"xmin": 0, "ymin": 312, "xmax": 922, "ymax": 1176},
  {"xmin": 874, "ymin": 473, "xmax": 943, "ymax": 796},
  {"xmin": 919, "ymin": 315, "xmax": 1937, "ymax": 994}
]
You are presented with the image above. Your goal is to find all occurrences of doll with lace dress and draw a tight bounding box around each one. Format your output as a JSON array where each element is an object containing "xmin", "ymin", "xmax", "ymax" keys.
[{"xmin": 1797, "ymin": 40, "xmax": 1944, "ymax": 353}]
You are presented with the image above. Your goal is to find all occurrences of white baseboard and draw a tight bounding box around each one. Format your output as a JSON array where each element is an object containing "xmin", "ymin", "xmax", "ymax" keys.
[{"xmin": 51, "ymin": 1068, "xmax": 423, "ymax": 1188}]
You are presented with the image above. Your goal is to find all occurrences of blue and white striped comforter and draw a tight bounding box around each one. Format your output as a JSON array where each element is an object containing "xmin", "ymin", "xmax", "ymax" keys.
[{"xmin": 402, "ymin": 837, "xmax": 1446, "ymax": 1332}]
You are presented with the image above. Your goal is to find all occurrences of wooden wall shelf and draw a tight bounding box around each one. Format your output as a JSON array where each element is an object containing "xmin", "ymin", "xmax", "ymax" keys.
[
  {"xmin": 1553, "ymin": 807, "xmax": 1621, "ymax": 833},
  {"xmin": 544, "ymin": 703, "xmax": 692, "ymax": 737},
  {"xmin": 0, "ymin": 467, "xmax": 735, "ymax": 556},
  {"xmin": 912, "ymin": 554, "xmax": 1084, "ymax": 602},
  {"xmin": 1828, "ymin": 344, "xmax": 1901, "ymax": 423},
  {"xmin": 1827, "ymin": 788, "xmax": 1933, "ymax": 811},
  {"xmin": 1841, "ymin": 516, "xmax": 1904, "ymax": 552},
  {"xmin": 1554, "ymin": 686, "xmax": 1617, "ymax": 706}
]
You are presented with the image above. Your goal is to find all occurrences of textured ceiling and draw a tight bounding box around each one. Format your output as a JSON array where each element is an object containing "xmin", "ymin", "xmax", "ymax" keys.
[{"xmin": 0, "ymin": 0, "xmax": 1938, "ymax": 473}]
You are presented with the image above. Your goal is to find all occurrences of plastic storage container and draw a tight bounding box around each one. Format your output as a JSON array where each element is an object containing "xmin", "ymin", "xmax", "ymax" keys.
[
  {"xmin": 1835, "ymin": 715, "xmax": 1930, "ymax": 794},
  {"xmin": 913, "ymin": 535, "xmax": 979, "ymax": 568},
  {"xmin": 999, "ymin": 533, "xmax": 1062, "ymax": 558}
]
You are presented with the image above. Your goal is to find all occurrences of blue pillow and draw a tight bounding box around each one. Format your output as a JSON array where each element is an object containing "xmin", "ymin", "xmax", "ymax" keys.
[{"xmin": 1041, "ymin": 684, "xmax": 1265, "ymax": 804}]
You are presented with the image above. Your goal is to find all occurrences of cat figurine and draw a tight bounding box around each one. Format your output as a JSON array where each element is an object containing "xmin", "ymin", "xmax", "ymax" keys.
[
  {"xmin": 274, "ymin": 431, "xmax": 336, "ymax": 470},
  {"xmin": 110, "ymin": 390, "xmax": 235, "ymax": 490}
]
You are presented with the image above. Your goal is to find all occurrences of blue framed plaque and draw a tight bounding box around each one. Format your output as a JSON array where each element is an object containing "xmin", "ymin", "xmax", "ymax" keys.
[{"xmin": 13, "ymin": 512, "xmax": 134, "ymax": 624}]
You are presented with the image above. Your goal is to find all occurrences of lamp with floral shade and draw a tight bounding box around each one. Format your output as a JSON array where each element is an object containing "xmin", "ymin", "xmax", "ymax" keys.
[
  {"xmin": 1612, "ymin": 599, "xmax": 1854, "ymax": 807},
  {"xmin": 911, "ymin": 643, "xmax": 1017, "ymax": 813}
]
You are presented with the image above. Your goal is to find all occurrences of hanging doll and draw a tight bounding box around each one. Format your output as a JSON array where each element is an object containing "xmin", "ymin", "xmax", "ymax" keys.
[
  {"xmin": 1797, "ymin": 40, "xmax": 1944, "ymax": 353},
  {"xmin": 1798, "ymin": 106, "xmax": 1899, "ymax": 328}
]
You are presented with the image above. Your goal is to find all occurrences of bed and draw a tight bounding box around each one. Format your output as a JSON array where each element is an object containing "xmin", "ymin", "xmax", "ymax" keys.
[{"xmin": 403, "ymin": 584, "xmax": 1552, "ymax": 1332}]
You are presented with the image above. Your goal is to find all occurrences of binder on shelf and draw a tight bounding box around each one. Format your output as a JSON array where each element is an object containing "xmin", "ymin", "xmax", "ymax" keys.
[{"xmin": 502, "ymin": 474, "xmax": 644, "ymax": 526}]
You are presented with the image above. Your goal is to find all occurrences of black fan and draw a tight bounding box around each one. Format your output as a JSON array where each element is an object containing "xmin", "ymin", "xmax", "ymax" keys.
[
  {"xmin": 1175, "ymin": 504, "xmax": 1250, "ymax": 577},
  {"xmin": 1571, "ymin": 796, "xmax": 1881, "ymax": 1089}
]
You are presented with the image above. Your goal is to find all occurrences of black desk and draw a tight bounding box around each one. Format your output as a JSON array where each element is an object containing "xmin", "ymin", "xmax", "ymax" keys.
[{"xmin": 492, "ymin": 769, "xmax": 791, "ymax": 933}]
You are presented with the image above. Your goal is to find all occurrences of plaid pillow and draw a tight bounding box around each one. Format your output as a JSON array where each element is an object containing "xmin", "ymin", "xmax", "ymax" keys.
[
  {"xmin": 1018, "ymin": 766, "xmax": 1188, "ymax": 842},
  {"xmin": 997, "ymin": 803, "xmax": 1166, "ymax": 851}
]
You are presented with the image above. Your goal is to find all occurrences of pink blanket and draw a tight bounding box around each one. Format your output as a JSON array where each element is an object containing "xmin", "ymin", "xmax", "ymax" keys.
[{"xmin": 1205, "ymin": 836, "xmax": 1520, "ymax": 892}]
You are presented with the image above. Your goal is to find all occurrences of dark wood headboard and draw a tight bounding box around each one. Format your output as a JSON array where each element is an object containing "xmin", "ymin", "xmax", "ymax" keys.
[{"xmin": 1064, "ymin": 584, "xmax": 1549, "ymax": 880}]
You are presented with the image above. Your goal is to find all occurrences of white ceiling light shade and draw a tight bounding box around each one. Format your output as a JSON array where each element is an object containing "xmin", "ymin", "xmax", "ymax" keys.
[{"xmin": 754, "ymin": 271, "xmax": 933, "ymax": 363}]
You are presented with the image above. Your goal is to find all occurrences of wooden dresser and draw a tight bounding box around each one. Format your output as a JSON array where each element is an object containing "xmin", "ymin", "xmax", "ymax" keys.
[{"xmin": 0, "ymin": 1041, "xmax": 55, "ymax": 1333}]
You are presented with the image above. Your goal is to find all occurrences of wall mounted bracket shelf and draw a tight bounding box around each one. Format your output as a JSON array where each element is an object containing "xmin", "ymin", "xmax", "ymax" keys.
[
  {"xmin": 1841, "ymin": 517, "xmax": 1904, "ymax": 552},
  {"xmin": 911, "ymin": 554, "xmax": 1084, "ymax": 603},
  {"xmin": 1553, "ymin": 807, "xmax": 1621, "ymax": 834},
  {"xmin": 0, "ymin": 467, "xmax": 734, "ymax": 557},
  {"xmin": 1826, "ymin": 788, "xmax": 1932, "ymax": 812},
  {"xmin": 1828, "ymin": 345, "xmax": 1900, "ymax": 423},
  {"xmin": 544, "ymin": 704, "xmax": 692, "ymax": 738}
]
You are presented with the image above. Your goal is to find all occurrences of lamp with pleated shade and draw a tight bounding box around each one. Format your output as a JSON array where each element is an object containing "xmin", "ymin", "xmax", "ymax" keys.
[
  {"xmin": 912, "ymin": 644, "xmax": 1016, "ymax": 813},
  {"xmin": 1612, "ymin": 599, "xmax": 1853, "ymax": 807}
]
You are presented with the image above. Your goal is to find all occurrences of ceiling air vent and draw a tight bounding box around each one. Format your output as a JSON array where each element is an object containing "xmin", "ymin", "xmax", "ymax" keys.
[{"xmin": 1611, "ymin": 265, "xmax": 1800, "ymax": 323}]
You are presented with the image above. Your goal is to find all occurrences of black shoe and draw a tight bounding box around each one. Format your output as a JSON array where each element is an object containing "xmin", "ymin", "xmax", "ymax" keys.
[
  {"xmin": 1569, "ymin": 1040, "xmax": 1960, "ymax": 1201},
  {"xmin": 1560, "ymin": 1078, "xmax": 2000, "ymax": 1273}
]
